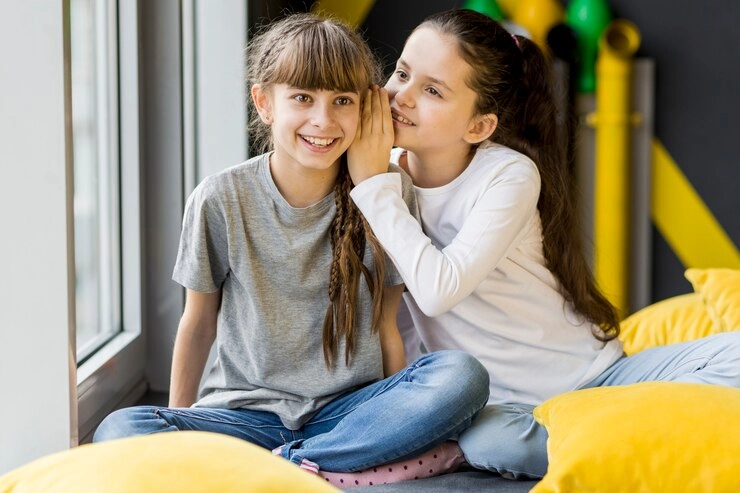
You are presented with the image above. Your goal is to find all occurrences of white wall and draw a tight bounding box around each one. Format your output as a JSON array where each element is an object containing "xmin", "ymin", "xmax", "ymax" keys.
[
  {"xmin": 0, "ymin": 1, "xmax": 250, "ymax": 472},
  {"xmin": 0, "ymin": 1, "xmax": 76, "ymax": 474},
  {"xmin": 194, "ymin": 0, "xmax": 249, "ymax": 181}
]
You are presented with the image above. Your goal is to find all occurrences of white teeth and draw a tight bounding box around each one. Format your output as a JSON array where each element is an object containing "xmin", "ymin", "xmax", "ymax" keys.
[
  {"xmin": 303, "ymin": 136, "xmax": 336, "ymax": 147},
  {"xmin": 392, "ymin": 113, "xmax": 415, "ymax": 125}
]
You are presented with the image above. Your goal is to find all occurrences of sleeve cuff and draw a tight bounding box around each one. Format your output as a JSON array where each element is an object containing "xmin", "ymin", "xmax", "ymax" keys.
[{"xmin": 350, "ymin": 173, "xmax": 403, "ymax": 207}]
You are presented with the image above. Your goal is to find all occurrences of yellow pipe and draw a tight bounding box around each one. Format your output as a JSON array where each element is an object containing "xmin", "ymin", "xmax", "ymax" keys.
[
  {"xmin": 512, "ymin": 0, "xmax": 564, "ymax": 49},
  {"xmin": 311, "ymin": 0, "xmax": 375, "ymax": 27},
  {"xmin": 588, "ymin": 19, "xmax": 641, "ymax": 316},
  {"xmin": 496, "ymin": 0, "xmax": 518, "ymax": 17},
  {"xmin": 652, "ymin": 139, "xmax": 740, "ymax": 269}
]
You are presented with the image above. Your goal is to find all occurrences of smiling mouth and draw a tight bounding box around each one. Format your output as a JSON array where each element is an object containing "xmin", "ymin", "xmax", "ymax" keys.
[
  {"xmin": 391, "ymin": 112, "xmax": 415, "ymax": 126},
  {"xmin": 301, "ymin": 135, "xmax": 337, "ymax": 147}
]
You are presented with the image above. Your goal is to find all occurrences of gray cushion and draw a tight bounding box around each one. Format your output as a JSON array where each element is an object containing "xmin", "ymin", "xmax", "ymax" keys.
[{"xmin": 344, "ymin": 471, "xmax": 538, "ymax": 492}]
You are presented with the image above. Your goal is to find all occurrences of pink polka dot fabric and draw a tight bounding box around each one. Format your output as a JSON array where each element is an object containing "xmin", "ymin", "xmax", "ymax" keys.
[{"xmin": 318, "ymin": 441, "xmax": 466, "ymax": 488}]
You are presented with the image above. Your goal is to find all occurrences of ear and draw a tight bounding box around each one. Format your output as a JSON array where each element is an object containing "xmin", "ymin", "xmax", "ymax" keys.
[
  {"xmin": 251, "ymin": 84, "xmax": 273, "ymax": 125},
  {"xmin": 464, "ymin": 113, "xmax": 498, "ymax": 145}
]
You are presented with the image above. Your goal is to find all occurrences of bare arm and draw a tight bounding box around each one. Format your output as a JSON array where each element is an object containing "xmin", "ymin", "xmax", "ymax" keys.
[
  {"xmin": 378, "ymin": 284, "xmax": 407, "ymax": 376},
  {"xmin": 168, "ymin": 289, "xmax": 221, "ymax": 407}
]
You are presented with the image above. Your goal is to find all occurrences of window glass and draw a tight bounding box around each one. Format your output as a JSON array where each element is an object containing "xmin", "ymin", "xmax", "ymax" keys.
[{"xmin": 70, "ymin": 0, "xmax": 121, "ymax": 362}]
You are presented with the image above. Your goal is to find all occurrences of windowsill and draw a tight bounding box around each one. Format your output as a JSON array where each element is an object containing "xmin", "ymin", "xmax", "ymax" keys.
[
  {"xmin": 77, "ymin": 330, "xmax": 139, "ymax": 386},
  {"xmin": 76, "ymin": 330, "xmax": 146, "ymax": 443}
]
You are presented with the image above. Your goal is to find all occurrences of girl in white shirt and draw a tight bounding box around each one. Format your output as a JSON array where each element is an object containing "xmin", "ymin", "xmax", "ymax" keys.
[{"xmin": 348, "ymin": 8, "xmax": 740, "ymax": 479}]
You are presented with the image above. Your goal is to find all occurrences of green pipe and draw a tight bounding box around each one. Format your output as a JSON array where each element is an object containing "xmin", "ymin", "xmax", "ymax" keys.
[
  {"xmin": 566, "ymin": 0, "xmax": 612, "ymax": 93},
  {"xmin": 463, "ymin": 0, "xmax": 504, "ymax": 21}
]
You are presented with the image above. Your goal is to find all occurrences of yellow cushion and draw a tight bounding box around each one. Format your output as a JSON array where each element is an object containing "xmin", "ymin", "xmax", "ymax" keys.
[
  {"xmin": 0, "ymin": 431, "xmax": 339, "ymax": 493},
  {"xmin": 685, "ymin": 268, "xmax": 740, "ymax": 332},
  {"xmin": 618, "ymin": 293, "xmax": 715, "ymax": 355},
  {"xmin": 532, "ymin": 382, "xmax": 740, "ymax": 493}
]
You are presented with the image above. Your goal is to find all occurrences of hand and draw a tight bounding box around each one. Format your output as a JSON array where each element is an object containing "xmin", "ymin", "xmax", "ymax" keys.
[{"xmin": 347, "ymin": 85, "xmax": 394, "ymax": 185}]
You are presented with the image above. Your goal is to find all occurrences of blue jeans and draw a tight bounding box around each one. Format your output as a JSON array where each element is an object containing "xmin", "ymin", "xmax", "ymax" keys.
[
  {"xmin": 458, "ymin": 332, "xmax": 740, "ymax": 479},
  {"xmin": 93, "ymin": 350, "xmax": 489, "ymax": 472}
]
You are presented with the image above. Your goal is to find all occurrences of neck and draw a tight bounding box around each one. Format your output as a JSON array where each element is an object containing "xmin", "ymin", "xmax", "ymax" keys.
[
  {"xmin": 402, "ymin": 144, "xmax": 476, "ymax": 188},
  {"xmin": 269, "ymin": 152, "xmax": 340, "ymax": 208}
]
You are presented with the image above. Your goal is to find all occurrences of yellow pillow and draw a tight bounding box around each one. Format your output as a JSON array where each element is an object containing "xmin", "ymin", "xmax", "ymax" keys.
[
  {"xmin": 532, "ymin": 382, "xmax": 740, "ymax": 493},
  {"xmin": 0, "ymin": 431, "xmax": 339, "ymax": 493},
  {"xmin": 618, "ymin": 293, "xmax": 715, "ymax": 355},
  {"xmin": 685, "ymin": 268, "xmax": 740, "ymax": 332}
]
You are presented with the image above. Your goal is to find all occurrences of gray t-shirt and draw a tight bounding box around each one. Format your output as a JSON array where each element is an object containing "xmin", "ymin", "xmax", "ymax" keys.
[{"xmin": 172, "ymin": 153, "xmax": 418, "ymax": 429}]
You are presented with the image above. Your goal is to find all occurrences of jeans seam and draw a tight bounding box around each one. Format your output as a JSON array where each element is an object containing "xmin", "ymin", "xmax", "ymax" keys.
[
  {"xmin": 306, "ymin": 365, "xmax": 414, "ymax": 427},
  {"xmin": 463, "ymin": 456, "xmax": 541, "ymax": 479},
  {"xmin": 662, "ymin": 356, "xmax": 711, "ymax": 380},
  {"xmin": 352, "ymin": 387, "xmax": 487, "ymax": 471},
  {"xmin": 159, "ymin": 408, "xmax": 285, "ymax": 429},
  {"xmin": 460, "ymin": 407, "xmax": 543, "ymax": 478}
]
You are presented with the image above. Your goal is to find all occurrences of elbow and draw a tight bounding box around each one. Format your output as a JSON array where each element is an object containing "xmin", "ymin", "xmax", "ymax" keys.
[
  {"xmin": 409, "ymin": 278, "xmax": 461, "ymax": 316},
  {"xmin": 414, "ymin": 296, "xmax": 455, "ymax": 317}
]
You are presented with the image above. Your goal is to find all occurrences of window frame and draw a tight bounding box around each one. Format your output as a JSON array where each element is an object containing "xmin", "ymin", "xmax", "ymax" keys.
[
  {"xmin": 76, "ymin": 0, "xmax": 146, "ymax": 443},
  {"xmin": 71, "ymin": 0, "xmax": 123, "ymax": 364}
]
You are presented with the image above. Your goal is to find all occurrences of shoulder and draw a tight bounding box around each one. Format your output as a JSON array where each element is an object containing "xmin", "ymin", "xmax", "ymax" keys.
[
  {"xmin": 199, "ymin": 154, "xmax": 266, "ymax": 193},
  {"xmin": 390, "ymin": 147, "xmax": 405, "ymax": 166},
  {"xmin": 189, "ymin": 154, "xmax": 267, "ymax": 208},
  {"xmin": 387, "ymin": 161, "xmax": 411, "ymax": 183},
  {"xmin": 473, "ymin": 143, "xmax": 540, "ymax": 183},
  {"xmin": 387, "ymin": 162, "xmax": 417, "ymax": 207}
]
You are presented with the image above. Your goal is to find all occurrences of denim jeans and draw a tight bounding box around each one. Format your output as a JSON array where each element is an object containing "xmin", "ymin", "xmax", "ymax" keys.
[
  {"xmin": 458, "ymin": 332, "xmax": 740, "ymax": 479},
  {"xmin": 93, "ymin": 350, "xmax": 489, "ymax": 472}
]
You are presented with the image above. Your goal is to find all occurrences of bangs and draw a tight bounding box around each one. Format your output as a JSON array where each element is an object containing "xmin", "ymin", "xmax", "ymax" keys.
[{"xmin": 270, "ymin": 22, "xmax": 371, "ymax": 93}]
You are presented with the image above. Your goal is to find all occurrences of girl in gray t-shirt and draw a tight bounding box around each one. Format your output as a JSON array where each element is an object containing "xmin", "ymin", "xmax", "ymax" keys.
[{"xmin": 93, "ymin": 13, "xmax": 489, "ymax": 480}]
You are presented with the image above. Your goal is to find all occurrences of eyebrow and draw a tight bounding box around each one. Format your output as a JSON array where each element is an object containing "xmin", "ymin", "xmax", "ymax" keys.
[
  {"xmin": 285, "ymin": 85, "xmax": 359, "ymax": 96},
  {"xmin": 397, "ymin": 59, "xmax": 454, "ymax": 93}
]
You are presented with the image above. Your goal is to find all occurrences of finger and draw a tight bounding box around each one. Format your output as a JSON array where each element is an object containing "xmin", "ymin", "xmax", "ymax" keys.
[
  {"xmin": 354, "ymin": 105, "xmax": 363, "ymax": 141},
  {"xmin": 359, "ymin": 88, "xmax": 372, "ymax": 137},
  {"xmin": 378, "ymin": 87, "xmax": 392, "ymax": 136},
  {"xmin": 373, "ymin": 85, "xmax": 383, "ymax": 134}
]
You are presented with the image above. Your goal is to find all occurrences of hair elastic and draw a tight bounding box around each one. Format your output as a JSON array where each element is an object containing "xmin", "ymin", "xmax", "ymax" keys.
[{"xmin": 512, "ymin": 34, "xmax": 521, "ymax": 49}]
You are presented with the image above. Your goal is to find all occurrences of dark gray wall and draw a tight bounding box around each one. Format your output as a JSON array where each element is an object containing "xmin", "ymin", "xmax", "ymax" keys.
[
  {"xmin": 362, "ymin": 0, "xmax": 739, "ymax": 303},
  {"xmin": 607, "ymin": 0, "xmax": 740, "ymax": 299}
]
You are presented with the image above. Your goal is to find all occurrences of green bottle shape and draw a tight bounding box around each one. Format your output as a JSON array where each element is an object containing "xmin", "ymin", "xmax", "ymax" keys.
[
  {"xmin": 566, "ymin": 0, "xmax": 612, "ymax": 93},
  {"xmin": 463, "ymin": 0, "xmax": 505, "ymax": 21}
]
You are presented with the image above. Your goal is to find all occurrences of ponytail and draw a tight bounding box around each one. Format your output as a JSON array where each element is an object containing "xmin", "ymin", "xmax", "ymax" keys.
[
  {"xmin": 500, "ymin": 36, "xmax": 619, "ymax": 341},
  {"xmin": 420, "ymin": 9, "xmax": 620, "ymax": 340}
]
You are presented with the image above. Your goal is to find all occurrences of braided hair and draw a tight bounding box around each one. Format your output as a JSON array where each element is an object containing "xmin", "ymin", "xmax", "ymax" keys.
[{"xmin": 247, "ymin": 13, "xmax": 388, "ymax": 367}]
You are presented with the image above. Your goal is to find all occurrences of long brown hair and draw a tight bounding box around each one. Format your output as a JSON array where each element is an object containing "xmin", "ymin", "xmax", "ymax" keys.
[
  {"xmin": 419, "ymin": 9, "xmax": 620, "ymax": 340},
  {"xmin": 246, "ymin": 13, "xmax": 388, "ymax": 366}
]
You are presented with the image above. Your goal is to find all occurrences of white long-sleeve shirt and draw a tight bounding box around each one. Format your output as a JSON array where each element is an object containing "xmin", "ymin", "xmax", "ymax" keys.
[{"xmin": 350, "ymin": 143, "xmax": 623, "ymax": 406}]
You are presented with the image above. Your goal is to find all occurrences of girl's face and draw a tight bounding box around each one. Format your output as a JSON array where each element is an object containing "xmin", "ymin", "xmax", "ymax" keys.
[
  {"xmin": 253, "ymin": 83, "xmax": 361, "ymax": 173},
  {"xmin": 385, "ymin": 27, "xmax": 488, "ymax": 158}
]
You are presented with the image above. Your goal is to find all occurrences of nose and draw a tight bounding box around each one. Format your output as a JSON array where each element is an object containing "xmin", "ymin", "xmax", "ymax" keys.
[
  {"xmin": 309, "ymin": 101, "xmax": 334, "ymax": 128},
  {"xmin": 391, "ymin": 83, "xmax": 414, "ymax": 109}
]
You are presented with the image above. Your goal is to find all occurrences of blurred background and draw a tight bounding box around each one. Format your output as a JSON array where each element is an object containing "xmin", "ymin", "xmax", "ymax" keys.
[{"xmin": 1, "ymin": 0, "xmax": 737, "ymax": 475}]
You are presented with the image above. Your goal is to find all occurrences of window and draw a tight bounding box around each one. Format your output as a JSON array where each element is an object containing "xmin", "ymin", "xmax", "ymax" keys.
[
  {"xmin": 73, "ymin": 0, "xmax": 146, "ymax": 443},
  {"xmin": 70, "ymin": 0, "xmax": 121, "ymax": 363}
]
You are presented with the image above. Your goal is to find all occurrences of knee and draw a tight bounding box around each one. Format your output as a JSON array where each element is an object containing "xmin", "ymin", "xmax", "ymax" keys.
[
  {"xmin": 459, "ymin": 416, "xmax": 547, "ymax": 479},
  {"xmin": 420, "ymin": 350, "xmax": 490, "ymax": 406},
  {"xmin": 92, "ymin": 406, "xmax": 153, "ymax": 443},
  {"xmin": 461, "ymin": 434, "xmax": 546, "ymax": 479}
]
